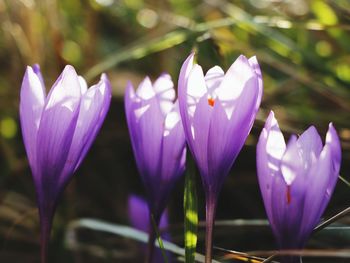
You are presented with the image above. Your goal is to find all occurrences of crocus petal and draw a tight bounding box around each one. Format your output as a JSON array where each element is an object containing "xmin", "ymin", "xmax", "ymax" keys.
[
  {"xmin": 207, "ymin": 60, "xmax": 260, "ymax": 188},
  {"xmin": 153, "ymin": 73, "xmax": 175, "ymax": 116},
  {"xmin": 74, "ymin": 74, "xmax": 112, "ymax": 169},
  {"xmin": 128, "ymin": 77, "xmax": 165, "ymax": 187},
  {"xmin": 296, "ymin": 126, "xmax": 323, "ymax": 169},
  {"xmin": 32, "ymin": 64, "xmax": 46, "ymax": 91},
  {"xmin": 189, "ymin": 70, "xmax": 212, "ymax": 177},
  {"xmin": 204, "ymin": 65, "xmax": 224, "ymax": 92},
  {"xmin": 257, "ymin": 111, "xmax": 286, "ymax": 226},
  {"xmin": 181, "ymin": 64, "xmax": 211, "ymax": 177},
  {"xmin": 248, "ymin": 56, "xmax": 263, "ymax": 112},
  {"xmin": 78, "ymin": 76, "xmax": 88, "ymax": 94},
  {"xmin": 20, "ymin": 66, "xmax": 46, "ymax": 175},
  {"xmin": 216, "ymin": 55, "xmax": 257, "ymax": 118},
  {"xmin": 178, "ymin": 52, "xmax": 195, "ymax": 148},
  {"xmin": 326, "ymin": 123, "xmax": 341, "ymax": 174},
  {"xmin": 319, "ymin": 123, "xmax": 341, "ymax": 214},
  {"xmin": 161, "ymin": 101, "xmax": 186, "ymax": 181},
  {"xmin": 298, "ymin": 144, "xmax": 332, "ymax": 246},
  {"xmin": 155, "ymin": 101, "xmax": 186, "ymax": 207},
  {"xmin": 36, "ymin": 65, "xmax": 82, "ymax": 181},
  {"xmin": 59, "ymin": 74, "xmax": 111, "ymax": 184},
  {"xmin": 281, "ymin": 135, "xmax": 303, "ymax": 185}
]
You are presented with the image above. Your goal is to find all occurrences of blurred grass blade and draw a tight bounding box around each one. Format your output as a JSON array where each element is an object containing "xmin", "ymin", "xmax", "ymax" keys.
[
  {"xmin": 184, "ymin": 157, "xmax": 198, "ymax": 263},
  {"xmin": 84, "ymin": 30, "xmax": 188, "ymax": 81},
  {"xmin": 215, "ymin": 246, "xmax": 278, "ymax": 263},
  {"xmin": 313, "ymin": 206, "xmax": 350, "ymax": 233},
  {"xmin": 339, "ymin": 175, "xmax": 350, "ymax": 188},
  {"xmin": 150, "ymin": 214, "xmax": 168, "ymax": 263},
  {"xmin": 66, "ymin": 218, "xmax": 221, "ymax": 263}
]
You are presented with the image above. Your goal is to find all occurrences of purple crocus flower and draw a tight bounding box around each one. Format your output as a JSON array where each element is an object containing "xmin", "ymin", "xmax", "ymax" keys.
[
  {"xmin": 178, "ymin": 52, "xmax": 263, "ymax": 262},
  {"xmin": 20, "ymin": 64, "xmax": 111, "ymax": 263},
  {"xmin": 128, "ymin": 195, "xmax": 171, "ymax": 263},
  {"xmin": 124, "ymin": 74, "xmax": 186, "ymax": 262},
  {"xmin": 257, "ymin": 111, "xmax": 341, "ymax": 263}
]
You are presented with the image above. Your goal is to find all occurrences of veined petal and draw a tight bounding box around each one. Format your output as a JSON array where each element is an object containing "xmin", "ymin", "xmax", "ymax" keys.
[
  {"xmin": 298, "ymin": 144, "xmax": 333, "ymax": 246},
  {"xmin": 36, "ymin": 65, "xmax": 82, "ymax": 180},
  {"xmin": 59, "ymin": 74, "xmax": 111, "ymax": 182},
  {"xmin": 20, "ymin": 66, "xmax": 46, "ymax": 175},
  {"xmin": 130, "ymin": 78, "xmax": 164, "ymax": 184},
  {"xmin": 161, "ymin": 101, "xmax": 186, "ymax": 181},
  {"xmin": 257, "ymin": 111, "xmax": 286, "ymax": 225},
  {"xmin": 317, "ymin": 123, "xmax": 341, "ymax": 217},
  {"xmin": 248, "ymin": 56, "xmax": 263, "ymax": 112},
  {"xmin": 78, "ymin": 76, "xmax": 88, "ymax": 94},
  {"xmin": 188, "ymin": 65, "xmax": 211, "ymax": 177},
  {"xmin": 296, "ymin": 126, "xmax": 323, "ymax": 169},
  {"xmin": 178, "ymin": 52, "xmax": 195, "ymax": 150},
  {"xmin": 281, "ymin": 135, "xmax": 302, "ymax": 185},
  {"xmin": 207, "ymin": 65, "xmax": 260, "ymax": 187},
  {"xmin": 32, "ymin": 64, "xmax": 46, "ymax": 91},
  {"xmin": 153, "ymin": 73, "xmax": 175, "ymax": 116},
  {"xmin": 326, "ymin": 123, "xmax": 341, "ymax": 174},
  {"xmin": 136, "ymin": 76, "xmax": 156, "ymax": 100},
  {"xmin": 216, "ymin": 55, "xmax": 257, "ymax": 118},
  {"xmin": 204, "ymin": 65, "xmax": 224, "ymax": 93}
]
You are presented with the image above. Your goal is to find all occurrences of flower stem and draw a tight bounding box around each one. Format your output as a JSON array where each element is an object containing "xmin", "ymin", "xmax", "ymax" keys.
[
  {"xmin": 145, "ymin": 213, "xmax": 160, "ymax": 263},
  {"xmin": 205, "ymin": 193, "xmax": 217, "ymax": 263},
  {"xmin": 39, "ymin": 212, "xmax": 53, "ymax": 263}
]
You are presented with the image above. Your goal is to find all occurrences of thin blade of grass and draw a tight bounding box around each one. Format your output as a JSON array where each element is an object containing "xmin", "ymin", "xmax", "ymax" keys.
[
  {"xmin": 184, "ymin": 156, "xmax": 198, "ymax": 263},
  {"xmin": 65, "ymin": 218, "xmax": 221, "ymax": 263},
  {"xmin": 339, "ymin": 175, "xmax": 350, "ymax": 188},
  {"xmin": 150, "ymin": 214, "xmax": 169, "ymax": 263}
]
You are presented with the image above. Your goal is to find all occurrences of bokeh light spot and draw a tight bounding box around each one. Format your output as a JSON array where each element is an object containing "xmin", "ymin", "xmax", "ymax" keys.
[
  {"xmin": 137, "ymin": 8, "xmax": 158, "ymax": 28},
  {"xmin": 0, "ymin": 117, "xmax": 17, "ymax": 139},
  {"xmin": 315, "ymin": 41, "xmax": 332, "ymax": 57},
  {"xmin": 61, "ymin": 40, "xmax": 82, "ymax": 64}
]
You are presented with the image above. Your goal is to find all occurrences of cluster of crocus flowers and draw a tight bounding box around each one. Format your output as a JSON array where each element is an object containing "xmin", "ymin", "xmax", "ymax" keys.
[
  {"xmin": 20, "ymin": 65, "xmax": 111, "ymax": 263},
  {"xmin": 257, "ymin": 111, "xmax": 341, "ymax": 263},
  {"xmin": 124, "ymin": 74, "xmax": 186, "ymax": 262},
  {"xmin": 178, "ymin": 52, "xmax": 263, "ymax": 262}
]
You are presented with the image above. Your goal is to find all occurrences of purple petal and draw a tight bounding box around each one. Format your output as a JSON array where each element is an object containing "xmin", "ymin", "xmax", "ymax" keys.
[
  {"xmin": 153, "ymin": 73, "xmax": 175, "ymax": 116},
  {"xmin": 20, "ymin": 66, "xmax": 46, "ymax": 175},
  {"xmin": 256, "ymin": 111, "xmax": 286, "ymax": 227},
  {"xmin": 36, "ymin": 65, "xmax": 81, "ymax": 181},
  {"xmin": 248, "ymin": 56, "xmax": 263, "ymax": 112},
  {"xmin": 206, "ymin": 57, "xmax": 261, "ymax": 188},
  {"xmin": 298, "ymin": 144, "xmax": 333, "ymax": 246},
  {"xmin": 189, "ymin": 65, "xmax": 212, "ymax": 178},
  {"xmin": 281, "ymin": 135, "xmax": 303, "ymax": 185},
  {"xmin": 318, "ymin": 123, "xmax": 341, "ymax": 215},
  {"xmin": 326, "ymin": 123, "xmax": 341, "ymax": 175},
  {"xmin": 179, "ymin": 63, "xmax": 211, "ymax": 178},
  {"xmin": 178, "ymin": 52, "xmax": 195, "ymax": 150},
  {"xmin": 296, "ymin": 126, "xmax": 323, "ymax": 168},
  {"xmin": 127, "ymin": 77, "xmax": 165, "ymax": 190},
  {"xmin": 32, "ymin": 64, "xmax": 46, "ymax": 91},
  {"xmin": 161, "ymin": 101, "xmax": 186, "ymax": 181},
  {"xmin": 215, "ymin": 55, "xmax": 258, "ymax": 118},
  {"xmin": 59, "ymin": 74, "xmax": 111, "ymax": 183},
  {"xmin": 204, "ymin": 66, "xmax": 224, "ymax": 92}
]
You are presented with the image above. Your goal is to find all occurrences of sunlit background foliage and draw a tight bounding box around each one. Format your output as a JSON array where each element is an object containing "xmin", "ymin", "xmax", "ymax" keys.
[{"xmin": 0, "ymin": 0, "xmax": 349, "ymax": 262}]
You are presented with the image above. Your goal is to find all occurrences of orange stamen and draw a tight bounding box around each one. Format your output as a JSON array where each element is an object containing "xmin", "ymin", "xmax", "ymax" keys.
[
  {"xmin": 208, "ymin": 98, "xmax": 215, "ymax": 107},
  {"xmin": 286, "ymin": 185, "xmax": 291, "ymax": 205}
]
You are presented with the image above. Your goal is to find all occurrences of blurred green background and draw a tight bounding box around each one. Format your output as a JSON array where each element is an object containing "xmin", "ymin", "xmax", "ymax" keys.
[{"xmin": 0, "ymin": 0, "xmax": 349, "ymax": 262}]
